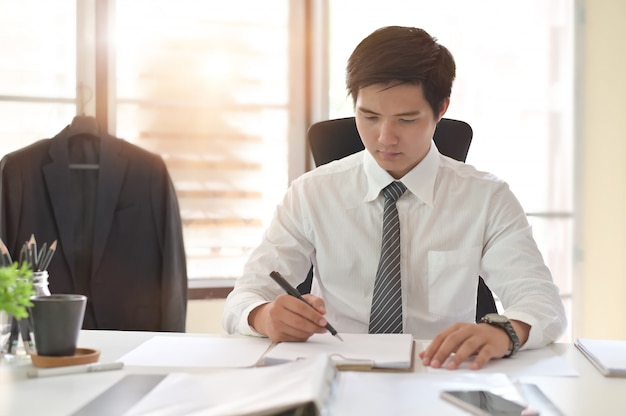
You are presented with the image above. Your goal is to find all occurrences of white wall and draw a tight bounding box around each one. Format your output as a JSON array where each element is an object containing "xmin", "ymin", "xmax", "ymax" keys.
[
  {"xmin": 578, "ymin": 0, "xmax": 626, "ymax": 338},
  {"xmin": 186, "ymin": 299, "xmax": 227, "ymax": 334}
]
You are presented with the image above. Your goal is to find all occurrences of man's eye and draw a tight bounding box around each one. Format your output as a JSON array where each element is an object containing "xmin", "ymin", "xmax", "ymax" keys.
[{"xmin": 400, "ymin": 118, "xmax": 416, "ymax": 123}]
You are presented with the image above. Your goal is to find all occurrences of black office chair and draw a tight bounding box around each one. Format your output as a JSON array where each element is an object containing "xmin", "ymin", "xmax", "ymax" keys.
[
  {"xmin": 300, "ymin": 116, "xmax": 498, "ymax": 322},
  {"xmin": 308, "ymin": 117, "xmax": 473, "ymax": 166}
]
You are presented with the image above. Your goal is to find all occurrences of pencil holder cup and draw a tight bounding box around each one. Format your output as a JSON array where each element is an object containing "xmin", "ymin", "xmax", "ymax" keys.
[
  {"xmin": 30, "ymin": 294, "xmax": 86, "ymax": 356},
  {"xmin": 32, "ymin": 271, "xmax": 50, "ymax": 296}
]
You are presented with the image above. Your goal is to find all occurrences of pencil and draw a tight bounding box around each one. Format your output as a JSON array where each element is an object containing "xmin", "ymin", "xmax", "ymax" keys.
[
  {"xmin": 18, "ymin": 244, "xmax": 27, "ymax": 268},
  {"xmin": 6, "ymin": 316, "xmax": 19, "ymax": 354},
  {"xmin": 27, "ymin": 235, "xmax": 36, "ymax": 270},
  {"xmin": 39, "ymin": 240, "xmax": 57, "ymax": 271},
  {"xmin": 0, "ymin": 239, "xmax": 11, "ymax": 266},
  {"xmin": 36, "ymin": 242, "xmax": 47, "ymax": 271},
  {"xmin": 18, "ymin": 319, "xmax": 34, "ymax": 354}
]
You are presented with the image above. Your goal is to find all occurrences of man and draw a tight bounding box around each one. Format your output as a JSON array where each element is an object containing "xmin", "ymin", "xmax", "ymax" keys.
[{"xmin": 223, "ymin": 26, "xmax": 566, "ymax": 370}]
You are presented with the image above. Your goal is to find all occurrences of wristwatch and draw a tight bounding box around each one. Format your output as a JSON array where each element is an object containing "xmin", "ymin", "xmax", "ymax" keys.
[{"xmin": 479, "ymin": 313, "xmax": 520, "ymax": 358}]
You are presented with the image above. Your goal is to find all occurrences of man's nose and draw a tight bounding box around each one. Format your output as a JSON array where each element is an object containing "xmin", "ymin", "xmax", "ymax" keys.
[{"xmin": 378, "ymin": 121, "xmax": 399, "ymax": 145}]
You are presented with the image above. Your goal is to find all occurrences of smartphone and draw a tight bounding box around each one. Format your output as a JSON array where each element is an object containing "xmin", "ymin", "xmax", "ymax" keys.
[{"xmin": 440, "ymin": 389, "xmax": 539, "ymax": 416}]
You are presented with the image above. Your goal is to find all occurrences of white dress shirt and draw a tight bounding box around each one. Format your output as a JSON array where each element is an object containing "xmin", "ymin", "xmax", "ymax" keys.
[{"xmin": 222, "ymin": 143, "xmax": 567, "ymax": 349}]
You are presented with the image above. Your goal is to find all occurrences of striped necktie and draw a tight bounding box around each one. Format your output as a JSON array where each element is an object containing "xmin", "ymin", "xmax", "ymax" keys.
[{"xmin": 369, "ymin": 181, "xmax": 407, "ymax": 334}]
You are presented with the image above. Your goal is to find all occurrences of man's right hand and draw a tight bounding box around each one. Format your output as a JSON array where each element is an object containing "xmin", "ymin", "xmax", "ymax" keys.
[{"xmin": 248, "ymin": 294, "xmax": 329, "ymax": 342}]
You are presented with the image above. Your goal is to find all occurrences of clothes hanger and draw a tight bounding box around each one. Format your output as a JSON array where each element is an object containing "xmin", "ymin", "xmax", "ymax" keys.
[
  {"xmin": 68, "ymin": 116, "xmax": 100, "ymax": 170},
  {"xmin": 67, "ymin": 115, "xmax": 100, "ymax": 139}
]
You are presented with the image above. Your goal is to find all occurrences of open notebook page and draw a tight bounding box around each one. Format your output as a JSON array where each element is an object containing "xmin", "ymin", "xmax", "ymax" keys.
[{"xmin": 262, "ymin": 332, "xmax": 414, "ymax": 370}]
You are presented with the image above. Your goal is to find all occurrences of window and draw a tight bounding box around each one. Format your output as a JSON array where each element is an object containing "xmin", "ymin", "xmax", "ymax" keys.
[
  {"xmin": 0, "ymin": 1, "xmax": 77, "ymax": 156},
  {"xmin": 113, "ymin": 0, "xmax": 292, "ymax": 284},
  {"xmin": 0, "ymin": 0, "xmax": 296, "ymax": 289}
]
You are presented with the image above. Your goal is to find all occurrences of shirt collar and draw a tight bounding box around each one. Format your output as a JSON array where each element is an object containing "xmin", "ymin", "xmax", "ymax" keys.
[{"xmin": 363, "ymin": 141, "xmax": 439, "ymax": 207}]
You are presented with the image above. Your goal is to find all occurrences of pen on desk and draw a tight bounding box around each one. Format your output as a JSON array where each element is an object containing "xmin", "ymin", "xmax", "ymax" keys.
[
  {"xmin": 269, "ymin": 271, "xmax": 344, "ymax": 342},
  {"xmin": 26, "ymin": 362, "xmax": 124, "ymax": 378}
]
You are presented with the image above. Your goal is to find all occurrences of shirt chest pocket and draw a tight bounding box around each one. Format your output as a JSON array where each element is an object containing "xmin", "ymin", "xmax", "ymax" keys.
[{"xmin": 427, "ymin": 247, "xmax": 481, "ymax": 317}]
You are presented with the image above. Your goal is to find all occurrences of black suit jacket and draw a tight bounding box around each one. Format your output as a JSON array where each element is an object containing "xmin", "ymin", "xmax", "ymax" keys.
[{"xmin": 0, "ymin": 126, "xmax": 187, "ymax": 331}]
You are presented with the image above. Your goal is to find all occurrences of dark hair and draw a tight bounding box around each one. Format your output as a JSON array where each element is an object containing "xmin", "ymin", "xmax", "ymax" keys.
[{"xmin": 346, "ymin": 26, "xmax": 456, "ymax": 118}]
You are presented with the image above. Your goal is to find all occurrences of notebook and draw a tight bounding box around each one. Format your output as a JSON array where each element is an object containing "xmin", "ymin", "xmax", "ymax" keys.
[
  {"xmin": 261, "ymin": 332, "xmax": 415, "ymax": 371},
  {"xmin": 575, "ymin": 338, "xmax": 626, "ymax": 377}
]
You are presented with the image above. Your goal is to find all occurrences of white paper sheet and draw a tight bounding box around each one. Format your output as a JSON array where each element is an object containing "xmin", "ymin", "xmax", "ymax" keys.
[
  {"xmin": 418, "ymin": 341, "xmax": 579, "ymax": 377},
  {"xmin": 332, "ymin": 371, "xmax": 527, "ymax": 415},
  {"xmin": 118, "ymin": 335, "xmax": 273, "ymax": 368}
]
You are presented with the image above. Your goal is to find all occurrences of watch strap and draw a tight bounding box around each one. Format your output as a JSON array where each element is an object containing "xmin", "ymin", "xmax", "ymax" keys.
[{"xmin": 480, "ymin": 314, "xmax": 520, "ymax": 358}]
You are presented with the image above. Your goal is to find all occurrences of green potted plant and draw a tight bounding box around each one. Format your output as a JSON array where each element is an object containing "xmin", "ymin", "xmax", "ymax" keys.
[
  {"xmin": 0, "ymin": 263, "xmax": 34, "ymax": 318},
  {"xmin": 1, "ymin": 263, "xmax": 34, "ymax": 355}
]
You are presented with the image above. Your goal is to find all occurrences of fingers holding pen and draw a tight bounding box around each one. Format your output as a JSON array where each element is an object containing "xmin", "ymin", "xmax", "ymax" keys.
[
  {"xmin": 250, "ymin": 294, "xmax": 328, "ymax": 342},
  {"xmin": 279, "ymin": 294, "xmax": 329, "ymax": 334},
  {"xmin": 301, "ymin": 294, "xmax": 326, "ymax": 315}
]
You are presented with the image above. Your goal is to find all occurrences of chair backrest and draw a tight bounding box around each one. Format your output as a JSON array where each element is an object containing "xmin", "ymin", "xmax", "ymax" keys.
[
  {"xmin": 302, "ymin": 116, "xmax": 497, "ymax": 322},
  {"xmin": 308, "ymin": 117, "xmax": 473, "ymax": 165}
]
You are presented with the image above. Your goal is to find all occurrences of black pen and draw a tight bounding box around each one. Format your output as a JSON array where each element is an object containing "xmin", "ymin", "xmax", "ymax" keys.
[{"xmin": 269, "ymin": 271, "xmax": 343, "ymax": 341}]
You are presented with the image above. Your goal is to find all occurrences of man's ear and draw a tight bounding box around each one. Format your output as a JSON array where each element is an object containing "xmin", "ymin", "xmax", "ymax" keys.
[{"xmin": 437, "ymin": 98, "xmax": 451, "ymax": 121}]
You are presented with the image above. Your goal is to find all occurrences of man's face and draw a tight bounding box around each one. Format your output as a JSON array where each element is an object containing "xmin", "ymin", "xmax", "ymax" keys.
[{"xmin": 355, "ymin": 83, "xmax": 447, "ymax": 179}]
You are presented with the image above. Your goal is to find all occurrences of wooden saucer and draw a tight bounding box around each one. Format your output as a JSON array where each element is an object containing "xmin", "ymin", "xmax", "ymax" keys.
[{"xmin": 30, "ymin": 348, "xmax": 100, "ymax": 368}]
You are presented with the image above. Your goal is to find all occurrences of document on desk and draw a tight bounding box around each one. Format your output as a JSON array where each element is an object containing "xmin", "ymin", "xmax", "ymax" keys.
[
  {"xmin": 419, "ymin": 341, "xmax": 579, "ymax": 378},
  {"xmin": 118, "ymin": 335, "xmax": 273, "ymax": 368},
  {"xmin": 333, "ymin": 372, "xmax": 549, "ymax": 416},
  {"xmin": 123, "ymin": 354, "xmax": 338, "ymax": 416},
  {"xmin": 575, "ymin": 338, "xmax": 626, "ymax": 377},
  {"xmin": 262, "ymin": 332, "xmax": 414, "ymax": 371}
]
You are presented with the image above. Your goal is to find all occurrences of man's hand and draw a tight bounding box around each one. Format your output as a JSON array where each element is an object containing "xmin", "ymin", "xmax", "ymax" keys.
[
  {"xmin": 419, "ymin": 320, "xmax": 530, "ymax": 370},
  {"xmin": 248, "ymin": 294, "xmax": 329, "ymax": 342}
]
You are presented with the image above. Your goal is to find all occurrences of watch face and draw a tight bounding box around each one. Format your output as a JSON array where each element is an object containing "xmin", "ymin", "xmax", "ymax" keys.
[{"xmin": 485, "ymin": 313, "xmax": 508, "ymax": 323}]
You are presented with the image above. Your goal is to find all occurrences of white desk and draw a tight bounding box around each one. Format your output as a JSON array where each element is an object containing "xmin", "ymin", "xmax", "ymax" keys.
[{"xmin": 2, "ymin": 330, "xmax": 625, "ymax": 415}]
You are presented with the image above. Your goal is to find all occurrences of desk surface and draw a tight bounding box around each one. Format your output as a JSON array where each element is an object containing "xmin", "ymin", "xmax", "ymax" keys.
[{"xmin": 2, "ymin": 330, "xmax": 626, "ymax": 416}]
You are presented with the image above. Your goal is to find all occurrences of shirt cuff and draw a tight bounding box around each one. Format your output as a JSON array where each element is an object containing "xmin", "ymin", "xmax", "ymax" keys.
[
  {"xmin": 236, "ymin": 301, "xmax": 270, "ymax": 337},
  {"xmin": 506, "ymin": 311, "xmax": 540, "ymax": 350}
]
